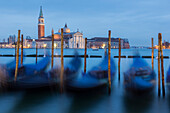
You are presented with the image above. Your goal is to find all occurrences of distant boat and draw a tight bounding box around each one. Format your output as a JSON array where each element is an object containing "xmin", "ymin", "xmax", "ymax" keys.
[
  {"xmin": 124, "ymin": 56, "xmax": 156, "ymax": 93},
  {"xmin": 92, "ymin": 48, "xmax": 99, "ymax": 51},
  {"xmin": 66, "ymin": 52, "xmax": 116, "ymax": 91}
]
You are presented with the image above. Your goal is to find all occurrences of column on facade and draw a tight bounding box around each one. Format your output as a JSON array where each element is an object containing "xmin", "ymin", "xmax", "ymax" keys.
[
  {"xmin": 77, "ymin": 36, "xmax": 80, "ymax": 48},
  {"xmin": 80, "ymin": 36, "xmax": 81, "ymax": 48},
  {"xmin": 73, "ymin": 36, "xmax": 75, "ymax": 48},
  {"xmin": 75, "ymin": 36, "xmax": 76, "ymax": 48}
]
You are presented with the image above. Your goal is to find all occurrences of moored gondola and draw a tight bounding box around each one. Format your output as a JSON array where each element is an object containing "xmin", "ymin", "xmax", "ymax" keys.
[
  {"xmin": 7, "ymin": 52, "xmax": 81, "ymax": 90},
  {"xmin": 66, "ymin": 52, "xmax": 116, "ymax": 92},
  {"xmin": 124, "ymin": 56, "xmax": 156, "ymax": 93},
  {"xmin": 0, "ymin": 56, "xmax": 50, "ymax": 89},
  {"xmin": 166, "ymin": 66, "xmax": 170, "ymax": 90}
]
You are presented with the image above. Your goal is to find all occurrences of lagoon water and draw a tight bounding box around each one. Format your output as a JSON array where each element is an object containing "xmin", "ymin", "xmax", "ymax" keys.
[{"xmin": 0, "ymin": 48, "xmax": 170, "ymax": 113}]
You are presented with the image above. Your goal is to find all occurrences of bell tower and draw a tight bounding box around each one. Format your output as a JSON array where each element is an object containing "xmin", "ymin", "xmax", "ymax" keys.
[{"xmin": 38, "ymin": 6, "xmax": 45, "ymax": 39}]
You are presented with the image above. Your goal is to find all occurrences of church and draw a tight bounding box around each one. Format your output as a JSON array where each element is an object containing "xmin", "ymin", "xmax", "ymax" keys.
[{"xmin": 35, "ymin": 6, "xmax": 85, "ymax": 48}]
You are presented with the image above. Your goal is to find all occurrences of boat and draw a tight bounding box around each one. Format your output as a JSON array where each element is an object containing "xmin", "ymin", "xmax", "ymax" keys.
[
  {"xmin": 66, "ymin": 51, "xmax": 116, "ymax": 91},
  {"xmin": 92, "ymin": 48, "xmax": 99, "ymax": 51},
  {"xmin": 0, "ymin": 56, "xmax": 50, "ymax": 89},
  {"xmin": 66, "ymin": 73, "xmax": 108, "ymax": 91},
  {"xmin": 88, "ymin": 52, "xmax": 115, "ymax": 80},
  {"xmin": 3, "ymin": 56, "xmax": 50, "ymax": 78},
  {"xmin": 7, "ymin": 52, "xmax": 82, "ymax": 90},
  {"xmin": 166, "ymin": 66, "xmax": 170, "ymax": 90},
  {"xmin": 124, "ymin": 56, "xmax": 156, "ymax": 92}
]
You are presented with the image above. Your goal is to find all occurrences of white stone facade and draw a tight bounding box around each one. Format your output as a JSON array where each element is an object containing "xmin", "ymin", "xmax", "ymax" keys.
[{"xmin": 68, "ymin": 32, "xmax": 85, "ymax": 48}]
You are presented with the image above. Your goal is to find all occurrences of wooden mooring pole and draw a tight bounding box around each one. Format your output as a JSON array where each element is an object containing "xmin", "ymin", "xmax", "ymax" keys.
[
  {"xmin": 60, "ymin": 28, "xmax": 64, "ymax": 93},
  {"xmin": 108, "ymin": 30, "xmax": 111, "ymax": 94},
  {"xmin": 51, "ymin": 29, "xmax": 54, "ymax": 68},
  {"xmin": 36, "ymin": 43, "xmax": 38, "ymax": 64},
  {"xmin": 151, "ymin": 38, "xmax": 154, "ymax": 70},
  {"xmin": 14, "ymin": 30, "xmax": 20, "ymax": 81},
  {"xmin": 158, "ymin": 33, "xmax": 161, "ymax": 97},
  {"xmin": 21, "ymin": 34, "xmax": 23, "ymax": 66},
  {"xmin": 118, "ymin": 38, "xmax": 121, "ymax": 81},
  {"xmin": 84, "ymin": 38, "xmax": 87, "ymax": 73},
  {"xmin": 159, "ymin": 33, "xmax": 165, "ymax": 97}
]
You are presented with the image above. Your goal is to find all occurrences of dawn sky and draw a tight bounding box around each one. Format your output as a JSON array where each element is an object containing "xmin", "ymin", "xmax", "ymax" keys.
[{"xmin": 0, "ymin": 0, "xmax": 170, "ymax": 46}]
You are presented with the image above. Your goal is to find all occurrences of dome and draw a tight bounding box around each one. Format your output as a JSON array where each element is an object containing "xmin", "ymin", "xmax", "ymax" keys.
[
  {"xmin": 63, "ymin": 23, "xmax": 70, "ymax": 33},
  {"xmin": 64, "ymin": 28, "xmax": 70, "ymax": 33},
  {"xmin": 54, "ymin": 34, "xmax": 61, "ymax": 39}
]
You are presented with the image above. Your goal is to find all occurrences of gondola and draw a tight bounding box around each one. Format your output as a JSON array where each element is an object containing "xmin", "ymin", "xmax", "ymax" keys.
[
  {"xmin": 0, "ymin": 56, "xmax": 50, "ymax": 89},
  {"xmin": 66, "ymin": 52, "xmax": 116, "ymax": 91},
  {"xmin": 88, "ymin": 52, "xmax": 115, "ymax": 80},
  {"xmin": 2, "ymin": 56, "xmax": 50, "ymax": 78},
  {"xmin": 166, "ymin": 66, "xmax": 170, "ymax": 90},
  {"xmin": 7, "ymin": 52, "xmax": 81, "ymax": 90},
  {"xmin": 124, "ymin": 56, "xmax": 156, "ymax": 92}
]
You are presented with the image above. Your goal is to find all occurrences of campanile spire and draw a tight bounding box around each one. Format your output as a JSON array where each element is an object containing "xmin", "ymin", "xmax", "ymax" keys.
[
  {"xmin": 38, "ymin": 6, "xmax": 45, "ymax": 39},
  {"xmin": 39, "ymin": 6, "xmax": 43, "ymax": 17}
]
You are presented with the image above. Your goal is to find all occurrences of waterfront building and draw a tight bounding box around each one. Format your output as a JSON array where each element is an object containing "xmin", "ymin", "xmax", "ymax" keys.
[
  {"xmin": 0, "ymin": 42, "xmax": 9, "ymax": 48},
  {"xmin": 37, "ymin": 6, "xmax": 85, "ymax": 48},
  {"xmin": 38, "ymin": 6, "xmax": 45, "ymax": 39},
  {"xmin": 162, "ymin": 40, "xmax": 170, "ymax": 49},
  {"xmin": 0, "ymin": 6, "xmax": 131, "ymax": 49},
  {"xmin": 8, "ymin": 35, "xmax": 16, "ymax": 44},
  {"xmin": 87, "ymin": 37, "xmax": 129, "ymax": 49},
  {"xmin": 122, "ymin": 38, "xmax": 130, "ymax": 49}
]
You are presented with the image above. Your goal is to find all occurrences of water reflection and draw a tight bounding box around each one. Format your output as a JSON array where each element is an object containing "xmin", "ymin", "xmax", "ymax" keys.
[
  {"xmin": 67, "ymin": 90, "xmax": 107, "ymax": 113},
  {"xmin": 8, "ymin": 90, "xmax": 55, "ymax": 113},
  {"xmin": 123, "ymin": 92, "xmax": 154, "ymax": 113}
]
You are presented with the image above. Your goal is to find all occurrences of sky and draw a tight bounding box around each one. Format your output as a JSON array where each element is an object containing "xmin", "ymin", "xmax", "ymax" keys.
[{"xmin": 0, "ymin": 0, "xmax": 170, "ymax": 46}]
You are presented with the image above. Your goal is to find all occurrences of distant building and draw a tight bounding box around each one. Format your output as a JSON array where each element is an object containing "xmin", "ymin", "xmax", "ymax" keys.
[
  {"xmin": 0, "ymin": 6, "xmax": 132, "ymax": 49},
  {"xmin": 0, "ymin": 42, "xmax": 9, "ymax": 48},
  {"xmin": 38, "ymin": 6, "xmax": 45, "ymax": 39},
  {"xmin": 162, "ymin": 40, "xmax": 170, "ymax": 49},
  {"xmin": 8, "ymin": 35, "xmax": 16, "ymax": 44},
  {"xmin": 87, "ymin": 37, "xmax": 130, "ymax": 49},
  {"xmin": 153, "ymin": 40, "xmax": 170, "ymax": 49},
  {"xmin": 123, "ymin": 38, "xmax": 130, "ymax": 49},
  {"xmin": 36, "ymin": 7, "xmax": 85, "ymax": 48}
]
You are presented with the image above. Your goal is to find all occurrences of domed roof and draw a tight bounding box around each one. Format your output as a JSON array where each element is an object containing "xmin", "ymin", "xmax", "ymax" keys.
[
  {"xmin": 54, "ymin": 34, "xmax": 60, "ymax": 39},
  {"xmin": 63, "ymin": 23, "xmax": 70, "ymax": 33},
  {"xmin": 64, "ymin": 28, "xmax": 70, "ymax": 33}
]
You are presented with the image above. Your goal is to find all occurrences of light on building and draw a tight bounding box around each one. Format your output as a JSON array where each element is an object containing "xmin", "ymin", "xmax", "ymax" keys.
[
  {"xmin": 54, "ymin": 43, "xmax": 57, "ymax": 48},
  {"xmin": 155, "ymin": 45, "xmax": 158, "ymax": 49},
  {"xmin": 101, "ymin": 43, "xmax": 106, "ymax": 49},
  {"xmin": 27, "ymin": 44, "xmax": 31, "ymax": 48},
  {"xmin": 43, "ymin": 44, "xmax": 47, "ymax": 48}
]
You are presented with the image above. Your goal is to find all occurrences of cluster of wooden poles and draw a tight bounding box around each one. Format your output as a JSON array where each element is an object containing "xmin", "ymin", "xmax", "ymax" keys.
[
  {"xmin": 150, "ymin": 34, "xmax": 166, "ymax": 98},
  {"xmin": 157, "ymin": 33, "xmax": 165, "ymax": 98},
  {"xmin": 13, "ymin": 29, "xmax": 166, "ymax": 96}
]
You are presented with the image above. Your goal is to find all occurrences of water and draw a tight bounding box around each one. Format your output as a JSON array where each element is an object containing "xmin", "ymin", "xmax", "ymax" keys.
[{"xmin": 0, "ymin": 48, "xmax": 170, "ymax": 113}]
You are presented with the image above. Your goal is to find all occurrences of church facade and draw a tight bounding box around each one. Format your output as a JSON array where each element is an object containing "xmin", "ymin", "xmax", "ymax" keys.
[{"xmin": 35, "ymin": 7, "xmax": 85, "ymax": 49}]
